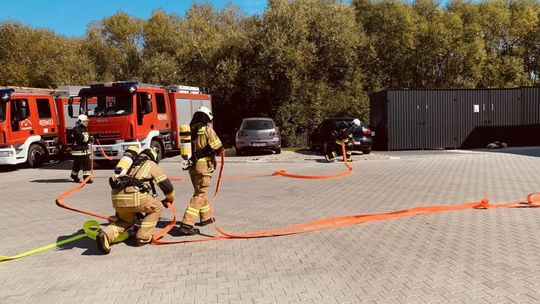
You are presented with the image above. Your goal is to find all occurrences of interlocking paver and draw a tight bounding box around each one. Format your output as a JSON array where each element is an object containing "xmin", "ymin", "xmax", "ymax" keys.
[{"xmin": 1, "ymin": 148, "xmax": 540, "ymax": 303}]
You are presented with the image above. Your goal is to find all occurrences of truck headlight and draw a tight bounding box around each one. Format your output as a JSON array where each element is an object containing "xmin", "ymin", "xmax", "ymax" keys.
[{"xmin": 0, "ymin": 151, "xmax": 14, "ymax": 157}]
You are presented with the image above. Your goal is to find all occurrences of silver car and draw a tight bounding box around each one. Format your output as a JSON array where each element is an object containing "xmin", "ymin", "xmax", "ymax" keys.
[{"xmin": 235, "ymin": 117, "xmax": 281, "ymax": 156}]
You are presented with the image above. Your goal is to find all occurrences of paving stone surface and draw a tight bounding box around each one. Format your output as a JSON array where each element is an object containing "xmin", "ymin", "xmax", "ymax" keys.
[{"xmin": 1, "ymin": 147, "xmax": 540, "ymax": 304}]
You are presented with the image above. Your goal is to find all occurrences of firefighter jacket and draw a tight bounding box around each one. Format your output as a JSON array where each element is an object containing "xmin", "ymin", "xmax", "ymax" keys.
[
  {"xmin": 110, "ymin": 158, "xmax": 176, "ymax": 208},
  {"xmin": 331, "ymin": 122, "xmax": 353, "ymax": 145},
  {"xmin": 71, "ymin": 123, "xmax": 91, "ymax": 156},
  {"xmin": 191, "ymin": 125, "xmax": 222, "ymax": 176}
]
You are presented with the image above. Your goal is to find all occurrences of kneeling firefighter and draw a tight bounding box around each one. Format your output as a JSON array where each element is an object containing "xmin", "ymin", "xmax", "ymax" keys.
[
  {"xmin": 96, "ymin": 146, "xmax": 176, "ymax": 254},
  {"xmin": 176, "ymin": 106, "xmax": 223, "ymax": 236},
  {"xmin": 325, "ymin": 119, "xmax": 361, "ymax": 162}
]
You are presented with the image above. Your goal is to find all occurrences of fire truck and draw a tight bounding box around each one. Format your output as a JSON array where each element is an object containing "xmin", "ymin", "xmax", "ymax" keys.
[
  {"xmin": 71, "ymin": 81, "xmax": 212, "ymax": 162},
  {"xmin": 0, "ymin": 86, "xmax": 86, "ymax": 167}
]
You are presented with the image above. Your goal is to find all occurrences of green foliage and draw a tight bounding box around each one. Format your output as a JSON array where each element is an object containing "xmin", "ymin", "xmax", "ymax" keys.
[{"xmin": 2, "ymin": 0, "xmax": 540, "ymax": 145}]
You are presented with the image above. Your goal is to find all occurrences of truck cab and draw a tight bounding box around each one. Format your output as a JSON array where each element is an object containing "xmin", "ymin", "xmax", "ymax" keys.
[
  {"xmin": 74, "ymin": 81, "xmax": 211, "ymax": 162},
  {"xmin": 0, "ymin": 88, "xmax": 60, "ymax": 167}
]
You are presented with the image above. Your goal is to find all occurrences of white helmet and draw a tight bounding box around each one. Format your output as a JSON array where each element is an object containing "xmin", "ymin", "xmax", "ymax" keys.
[
  {"xmin": 352, "ymin": 119, "xmax": 361, "ymax": 126},
  {"xmin": 196, "ymin": 106, "xmax": 213, "ymax": 121},
  {"xmin": 77, "ymin": 114, "xmax": 89, "ymax": 122}
]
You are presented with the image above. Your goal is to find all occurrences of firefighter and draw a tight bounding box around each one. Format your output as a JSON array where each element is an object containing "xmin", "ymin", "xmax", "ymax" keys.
[
  {"xmin": 96, "ymin": 146, "xmax": 175, "ymax": 254},
  {"xmin": 176, "ymin": 106, "xmax": 223, "ymax": 236},
  {"xmin": 325, "ymin": 119, "xmax": 361, "ymax": 162},
  {"xmin": 70, "ymin": 114, "xmax": 93, "ymax": 183}
]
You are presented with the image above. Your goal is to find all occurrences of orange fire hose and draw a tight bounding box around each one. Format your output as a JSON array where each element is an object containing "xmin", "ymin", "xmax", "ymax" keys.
[{"xmin": 55, "ymin": 142, "xmax": 540, "ymax": 246}]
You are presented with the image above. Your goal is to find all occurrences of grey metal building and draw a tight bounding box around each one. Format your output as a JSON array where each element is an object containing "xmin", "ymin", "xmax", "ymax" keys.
[{"xmin": 369, "ymin": 88, "xmax": 540, "ymax": 150}]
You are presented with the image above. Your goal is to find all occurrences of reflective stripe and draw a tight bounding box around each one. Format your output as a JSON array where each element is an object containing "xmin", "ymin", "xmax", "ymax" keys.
[
  {"xmin": 197, "ymin": 157, "xmax": 211, "ymax": 162},
  {"xmin": 209, "ymin": 139, "xmax": 221, "ymax": 149},
  {"xmin": 155, "ymin": 175, "xmax": 167, "ymax": 183},
  {"xmin": 71, "ymin": 151, "xmax": 90, "ymax": 156},
  {"xmin": 140, "ymin": 221, "xmax": 157, "ymax": 228},
  {"xmin": 186, "ymin": 207, "xmax": 199, "ymax": 216},
  {"xmin": 200, "ymin": 206, "xmax": 210, "ymax": 213},
  {"xmin": 140, "ymin": 163, "xmax": 151, "ymax": 177},
  {"xmin": 112, "ymin": 193, "xmax": 148, "ymax": 201},
  {"xmin": 198, "ymin": 127, "xmax": 207, "ymax": 134},
  {"xmin": 82, "ymin": 171, "xmax": 91, "ymax": 176},
  {"xmin": 83, "ymin": 132, "xmax": 89, "ymax": 142}
]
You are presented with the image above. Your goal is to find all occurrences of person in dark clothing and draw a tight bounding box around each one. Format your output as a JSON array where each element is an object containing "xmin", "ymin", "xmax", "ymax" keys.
[
  {"xmin": 70, "ymin": 114, "xmax": 93, "ymax": 183},
  {"xmin": 324, "ymin": 119, "xmax": 361, "ymax": 162}
]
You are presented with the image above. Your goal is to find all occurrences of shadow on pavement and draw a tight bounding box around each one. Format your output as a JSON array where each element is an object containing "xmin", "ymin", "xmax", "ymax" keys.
[
  {"xmin": 473, "ymin": 146, "xmax": 540, "ymax": 158},
  {"xmin": 31, "ymin": 178, "xmax": 73, "ymax": 183},
  {"xmin": 56, "ymin": 229, "xmax": 102, "ymax": 256}
]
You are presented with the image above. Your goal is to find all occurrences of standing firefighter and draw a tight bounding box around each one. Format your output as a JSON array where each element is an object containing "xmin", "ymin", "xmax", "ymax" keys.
[
  {"xmin": 70, "ymin": 114, "xmax": 93, "ymax": 183},
  {"xmin": 325, "ymin": 119, "xmax": 361, "ymax": 162},
  {"xmin": 96, "ymin": 146, "xmax": 175, "ymax": 254},
  {"xmin": 176, "ymin": 106, "xmax": 223, "ymax": 236}
]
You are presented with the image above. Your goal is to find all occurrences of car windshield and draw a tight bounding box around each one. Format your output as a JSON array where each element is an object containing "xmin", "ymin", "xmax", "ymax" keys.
[
  {"xmin": 86, "ymin": 94, "xmax": 133, "ymax": 117},
  {"xmin": 244, "ymin": 120, "xmax": 274, "ymax": 130},
  {"xmin": 0, "ymin": 101, "xmax": 6, "ymax": 122}
]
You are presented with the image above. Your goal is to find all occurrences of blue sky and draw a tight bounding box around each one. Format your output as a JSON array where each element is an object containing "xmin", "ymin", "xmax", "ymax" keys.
[{"xmin": 0, "ymin": 0, "xmax": 268, "ymax": 37}]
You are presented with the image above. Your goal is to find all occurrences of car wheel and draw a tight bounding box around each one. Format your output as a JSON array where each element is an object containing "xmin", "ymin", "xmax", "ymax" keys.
[
  {"xmin": 275, "ymin": 147, "xmax": 281, "ymax": 154},
  {"xmin": 150, "ymin": 140, "xmax": 163, "ymax": 163},
  {"xmin": 362, "ymin": 147, "xmax": 372, "ymax": 155},
  {"xmin": 26, "ymin": 144, "xmax": 47, "ymax": 168}
]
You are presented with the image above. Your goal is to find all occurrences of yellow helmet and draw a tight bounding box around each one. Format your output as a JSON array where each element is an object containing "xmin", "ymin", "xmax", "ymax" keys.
[{"xmin": 140, "ymin": 147, "xmax": 159, "ymax": 163}]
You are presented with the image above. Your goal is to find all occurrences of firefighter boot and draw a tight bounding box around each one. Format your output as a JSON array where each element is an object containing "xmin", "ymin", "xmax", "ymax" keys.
[
  {"xmin": 71, "ymin": 174, "xmax": 80, "ymax": 183},
  {"xmin": 96, "ymin": 230, "xmax": 111, "ymax": 254},
  {"xmin": 175, "ymin": 223, "xmax": 200, "ymax": 236},
  {"xmin": 196, "ymin": 218, "xmax": 215, "ymax": 227},
  {"xmin": 83, "ymin": 175, "xmax": 93, "ymax": 184}
]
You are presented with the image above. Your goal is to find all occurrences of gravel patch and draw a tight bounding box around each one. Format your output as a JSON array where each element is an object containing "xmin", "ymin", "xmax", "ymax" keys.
[{"xmin": 162, "ymin": 149, "xmax": 390, "ymax": 163}]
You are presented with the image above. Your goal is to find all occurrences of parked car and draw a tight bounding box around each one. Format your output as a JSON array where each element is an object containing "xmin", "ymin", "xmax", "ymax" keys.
[
  {"xmin": 309, "ymin": 118, "xmax": 372, "ymax": 154},
  {"xmin": 235, "ymin": 117, "xmax": 281, "ymax": 156}
]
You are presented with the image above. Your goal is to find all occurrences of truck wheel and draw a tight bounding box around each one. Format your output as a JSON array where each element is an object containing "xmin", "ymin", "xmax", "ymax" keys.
[
  {"xmin": 27, "ymin": 144, "xmax": 47, "ymax": 168},
  {"xmin": 362, "ymin": 147, "xmax": 372, "ymax": 155},
  {"xmin": 150, "ymin": 140, "xmax": 163, "ymax": 163}
]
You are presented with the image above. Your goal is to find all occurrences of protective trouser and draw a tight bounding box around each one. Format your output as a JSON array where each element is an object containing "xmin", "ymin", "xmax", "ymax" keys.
[
  {"xmin": 181, "ymin": 161, "xmax": 213, "ymax": 226},
  {"xmin": 102, "ymin": 196, "xmax": 163, "ymax": 244},
  {"xmin": 71, "ymin": 154, "xmax": 91, "ymax": 178},
  {"xmin": 345, "ymin": 141, "xmax": 353, "ymax": 161}
]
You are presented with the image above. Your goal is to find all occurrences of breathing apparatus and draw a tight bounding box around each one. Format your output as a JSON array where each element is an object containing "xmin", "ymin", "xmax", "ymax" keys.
[
  {"xmin": 114, "ymin": 146, "xmax": 140, "ymax": 177},
  {"xmin": 179, "ymin": 124, "xmax": 193, "ymax": 170}
]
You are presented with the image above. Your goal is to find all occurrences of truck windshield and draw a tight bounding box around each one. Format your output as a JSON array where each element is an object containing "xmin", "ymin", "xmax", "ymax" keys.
[
  {"xmin": 0, "ymin": 101, "xmax": 6, "ymax": 121},
  {"xmin": 86, "ymin": 94, "xmax": 133, "ymax": 117}
]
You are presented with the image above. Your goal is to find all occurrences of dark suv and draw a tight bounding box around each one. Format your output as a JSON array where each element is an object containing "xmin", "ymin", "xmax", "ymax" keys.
[{"xmin": 309, "ymin": 118, "xmax": 372, "ymax": 154}]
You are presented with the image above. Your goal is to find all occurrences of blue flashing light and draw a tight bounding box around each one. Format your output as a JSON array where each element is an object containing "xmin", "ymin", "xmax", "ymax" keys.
[
  {"xmin": 89, "ymin": 81, "xmax": 139, "ymax": 90},
  {"xmin": 0, "ymin": 89, "xmax": 14, "ymax": 101}
]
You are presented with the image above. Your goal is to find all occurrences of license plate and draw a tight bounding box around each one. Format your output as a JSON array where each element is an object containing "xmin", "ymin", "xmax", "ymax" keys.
[{"xmin": 252, "ymin": 142, "xmax": 266, "ymax": 147}]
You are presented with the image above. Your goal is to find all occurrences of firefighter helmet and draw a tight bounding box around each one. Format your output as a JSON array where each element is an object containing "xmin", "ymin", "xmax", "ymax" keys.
[
  {"xmin": 140, "ymin": 147, "xmax": 159, "ymax": 163},
  {"xmin": 77, "ymin": 114, "xmax": 89, "ymax": 122},
  {"xmin": 352, "ymin": 119, "xmax": 361, "ymax": 127},
  {"xmin": 195, "ymin": 106, "xmax": 213, "ymax": 121}
]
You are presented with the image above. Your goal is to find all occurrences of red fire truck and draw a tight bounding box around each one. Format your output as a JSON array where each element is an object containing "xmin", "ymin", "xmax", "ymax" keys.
[
  {"xmin": 0, "ymin": 86, "xmax": 86, "ymax": 167},
  {"xmin": 71, "ymin": 81, "xmax": 212, "ymax": 162}
]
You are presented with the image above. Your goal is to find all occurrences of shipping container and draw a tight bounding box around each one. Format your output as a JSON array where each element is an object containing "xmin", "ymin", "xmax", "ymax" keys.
[{"xmin": 370, "ymin": 88, "xmax": 539, "ymax": 150}]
